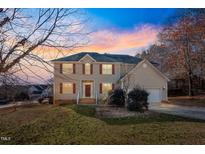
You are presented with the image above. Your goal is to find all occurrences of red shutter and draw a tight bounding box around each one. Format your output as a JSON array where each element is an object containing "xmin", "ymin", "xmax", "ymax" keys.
[
  {"xmin": 91, "ymin": 64, "xmax": 93, "ymax": 74},
  {"xmin": 112, "ymin": 64, "xmax": 115, "ymax": 74},
  {"xmin": 112, "ymin": 83, "xmax": 115, "ymax": 90},
  {"xmin": 60, "ymin": 83, "xmax": 63, "ymax": 94},
  {"xmin": 100, "ymin": 64, "xmax": 102, "ymax": 74},
  {"xmin": 73, "ymin": 64, "xmax": 76, "ymax": 74},
  {"xmin": 100, "ymin": 83, "xmax": 102, "ymax": 94},
  {"xmin": 73, "ymin": 83, "xmax": 76, "ymax": 94},
  {"xmin": 82, "ymin": 64, "xmax": 85, "ymax": 74},
  {"xmin": 60, "ymin": 64, "xmax": 62, "ymax": 74}
]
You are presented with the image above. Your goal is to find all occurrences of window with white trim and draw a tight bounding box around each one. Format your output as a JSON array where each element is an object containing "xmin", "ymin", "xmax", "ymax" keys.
[
  {"xmin": 85, "ymin": 63, "xmax": 91, "ymax": 74},
  {"xmin": 102, "ymin": 83, "xmax": 112, "ymax": 94},
  {"xmin": 63, "ymin": 64, "xmax": 73, "ymax": 74},
  {"xmin": 62, "ymin": 83, "xmax": 73, "ymax": 94},
  {"xmin": 102, "ymin": 64, "xmax": 112, "ymax": 74}
]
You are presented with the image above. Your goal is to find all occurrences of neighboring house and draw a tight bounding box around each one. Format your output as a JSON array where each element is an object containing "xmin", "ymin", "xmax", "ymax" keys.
[
  {"xmin": 52, "ymin": 52, "xmax": 169, "ymax": 105},
  {"xmin": 28, "ymin": 85, "xmax": 48, "ymax": 100},
  {"xmin": 41, "ymin": 86, "xmax": 53, "ymax": 98}
]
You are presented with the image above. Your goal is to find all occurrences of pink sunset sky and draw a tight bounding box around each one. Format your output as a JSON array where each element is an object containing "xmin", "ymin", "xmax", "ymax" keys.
[{"xmin": 16, "ymin": 9, "xmax": 175, "ymax": 84}]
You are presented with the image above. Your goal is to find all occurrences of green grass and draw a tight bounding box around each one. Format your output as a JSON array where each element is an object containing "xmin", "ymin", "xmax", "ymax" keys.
[
  {"xmin": 0, "ymin": 104, "xmax": 205, "ymax": 144},
  {"xmin": 65, "ymin": 104, "xmax": 96, "ymax": 117}
]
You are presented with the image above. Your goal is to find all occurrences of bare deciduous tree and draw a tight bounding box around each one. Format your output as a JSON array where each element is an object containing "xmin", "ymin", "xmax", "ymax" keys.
[
  {"xmin": 122, "ymin": 74, "xmax": 132, "ymax": 94},
  {"xmin": 0, "ymin": 8, "xmax": 89, "ymax": 84},
  {"xmin": 159, "ymin": 9, "xmax": 205, "ymax": 96}
]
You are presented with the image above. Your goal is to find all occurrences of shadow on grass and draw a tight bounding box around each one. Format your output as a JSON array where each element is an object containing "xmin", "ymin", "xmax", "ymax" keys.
[
  {"xmin": 100, "ymin": 113, "xmax": 205, "ymax": 125},
  {"xmin": 63, "ymin": 104, "xmax": 205, "ymax": 125}
]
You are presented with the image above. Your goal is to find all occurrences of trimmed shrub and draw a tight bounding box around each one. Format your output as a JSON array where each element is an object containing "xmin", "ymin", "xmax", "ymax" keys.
[
  {"xmin": 108, "ymin": 88, "xmax": 125, "ymax": 107},
  {"xmin": 127, "ymin": 87, "xmax": 149, "ymax": 112}
]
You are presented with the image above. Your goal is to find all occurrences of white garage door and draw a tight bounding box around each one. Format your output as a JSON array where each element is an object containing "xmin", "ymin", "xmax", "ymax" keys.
[{"xmin": 146, "ymin": 89, "xmax": 162, "ymax": 104}]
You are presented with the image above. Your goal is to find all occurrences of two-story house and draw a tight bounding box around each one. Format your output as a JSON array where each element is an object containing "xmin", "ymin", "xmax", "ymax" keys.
[{"xmin": 52, "ymin": 52, "xmax": 169, "ymax": 105}]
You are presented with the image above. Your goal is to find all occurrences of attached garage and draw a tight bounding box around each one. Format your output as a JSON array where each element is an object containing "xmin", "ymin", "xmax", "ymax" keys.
[
  {"xmin": 145, "ymin": 88, "xmax": 162, "ymax": 105},
  {"xmin": 121, "ymin": 59, "xmax": 169, "ymax": 104}
]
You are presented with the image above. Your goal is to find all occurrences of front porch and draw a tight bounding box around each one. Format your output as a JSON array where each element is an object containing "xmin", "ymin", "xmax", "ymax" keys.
[
  {"xmin": 79, "ymin": 98, "xmax": 96, "ymax": 104},
  {"xmin": 77, "ymin": 80, "xmax": 97, "ymax": 104},
  {"xmin": 81, "ymin": 80, "xmax": 94, "ymax": 98}
]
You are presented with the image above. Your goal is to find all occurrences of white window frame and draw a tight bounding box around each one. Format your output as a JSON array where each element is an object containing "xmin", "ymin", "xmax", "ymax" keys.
[
  {"xmin": 102, "ymin": 64, "xmax": 112, "ymax": 75},
  {"xmin": 62, "ymin": 82, "xmax": 73, "ymax": 94},
  {"xmin": 62, "ymin": 63, "xmax": 73, "ymax": 74},
  {"xmin": 85, "ymin": 63, "xmax": 91, "ymax": 75}
]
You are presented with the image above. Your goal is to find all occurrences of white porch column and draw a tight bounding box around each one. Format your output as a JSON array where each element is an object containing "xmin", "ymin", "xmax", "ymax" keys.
[{"xmin": 121, "ymin": 80, "xmax": 124, "ymax": 89}]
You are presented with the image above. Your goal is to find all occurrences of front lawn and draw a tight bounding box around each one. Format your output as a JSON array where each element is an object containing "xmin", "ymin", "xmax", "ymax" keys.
[{"xmin": 0, "ymin": 104, "xmax": 205, "ymax": 144}]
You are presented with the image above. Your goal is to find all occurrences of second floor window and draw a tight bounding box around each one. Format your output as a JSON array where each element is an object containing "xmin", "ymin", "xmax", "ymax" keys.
[
  {"xmin": 102, "ymin": 64, "xmax": 112, "ymax": 74},
  {"xmin": 85, "ymin": 63, "xmax": 91, "ymax": 74},
  {"xmin": 62, "ymin": 64, "xmax": 73, "ymax": 74}
]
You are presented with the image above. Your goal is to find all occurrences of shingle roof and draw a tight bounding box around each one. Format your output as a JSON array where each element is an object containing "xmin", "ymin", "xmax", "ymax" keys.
[
  {"xmin": 31, "ymin": 85, "xmax": 47, "ymax": 91},
  {"xmin": 52, "ymin": 52, "xmax": 142, "ymax": 64}
]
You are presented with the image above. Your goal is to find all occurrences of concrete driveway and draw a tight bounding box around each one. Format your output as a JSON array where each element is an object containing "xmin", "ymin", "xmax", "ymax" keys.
[
  {"xmin": 0, "ymin": 101, "xmax": 38, "ymax": 110},
  {"xmin": 150, "ymin": 103, "xmax": 205, "ymax": 121}
]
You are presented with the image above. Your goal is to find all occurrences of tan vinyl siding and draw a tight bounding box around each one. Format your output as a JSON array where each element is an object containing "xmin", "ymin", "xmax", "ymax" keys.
[
  {"xmin": 54, "ymin": 62, "xmax": 122, "ymax": 101},
  {"xmin": 122, "ymin": 61, "xmax": 168, "ymax": 101},
  {"xmin": 53, "ymin": 57, "xmax": 168, "ymax": 102}
]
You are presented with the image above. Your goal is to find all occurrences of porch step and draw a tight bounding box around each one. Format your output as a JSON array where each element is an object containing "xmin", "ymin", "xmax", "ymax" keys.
[{"xmin": 79, "ymin": 98, "xmax": 96, "ymax": 104}]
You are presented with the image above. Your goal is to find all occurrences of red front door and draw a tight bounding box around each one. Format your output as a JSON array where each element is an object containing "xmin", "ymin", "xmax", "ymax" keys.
[{"xmin": 85, "ymin": 85, "xmax": 91, "ymax": 97}]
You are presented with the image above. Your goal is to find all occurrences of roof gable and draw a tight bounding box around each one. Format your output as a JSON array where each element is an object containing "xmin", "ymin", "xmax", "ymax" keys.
[
  {"xmin": 120, "ymin": 59, "xmax": 169, "ymax": 81},
  {"xmin": 79, "ymin": 54, "xmax": 96, "ymax": 62}
]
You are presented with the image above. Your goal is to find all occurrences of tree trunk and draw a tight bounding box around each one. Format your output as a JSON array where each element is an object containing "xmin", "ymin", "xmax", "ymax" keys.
[
  {"xmin": 187, "ymin": 72, "xmax": 194, "ymax": 96},
  {"xmin": 185, "ymin": 37, "xmax": 194, "ymax": 96},
  {"xmin": 200, "ymin": 50, "xmax": 203, "ymax": 89}
]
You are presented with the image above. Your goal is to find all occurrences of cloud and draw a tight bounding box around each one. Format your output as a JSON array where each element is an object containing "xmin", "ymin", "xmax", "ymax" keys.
[
  {"xmin": 73, "ymin": 24, "xmax": 160, "ymax": 55},
  {"xmin": 36, "ymin": 24, "xmax": 160, "ymax": 59},
  {"xmin": 18, "ymin": 24, "xmax": 160, "ymax": 83}
]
